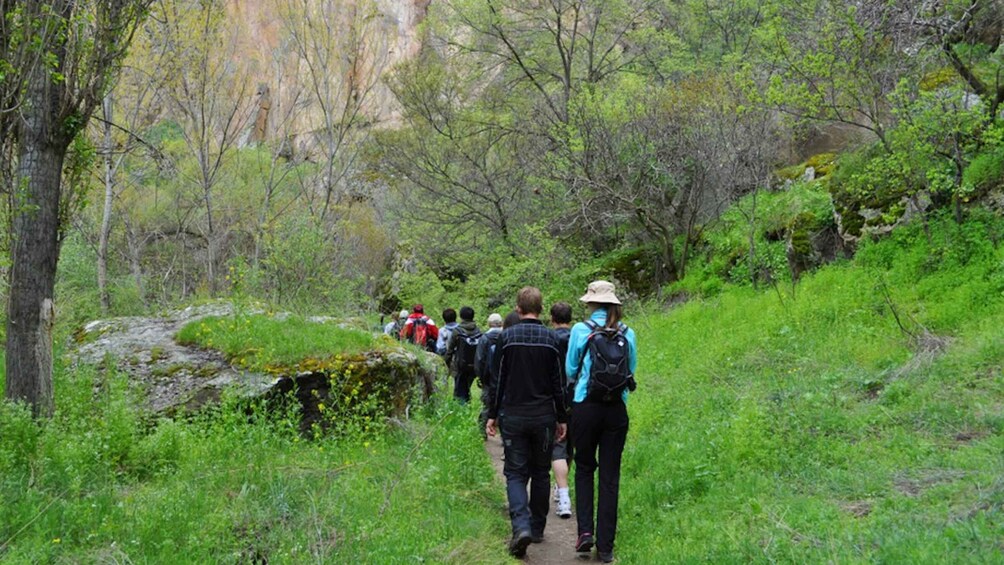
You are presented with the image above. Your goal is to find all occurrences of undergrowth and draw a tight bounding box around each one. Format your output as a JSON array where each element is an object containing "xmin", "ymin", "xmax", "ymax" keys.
[{"xmin": 0, "ymin": 359, "xmax": 508, "ymax": 563}]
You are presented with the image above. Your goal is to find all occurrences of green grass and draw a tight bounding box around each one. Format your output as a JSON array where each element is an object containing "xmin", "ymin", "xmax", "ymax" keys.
[
  {"xmin": 176, "ymin": 314, "xmax": 376, "ymax": 371},
  {"xmin": 617, "ymin": 213, "xmax": 1004, "ymax": 563},
  {"xmin": 0, "ymin": 361, "xmax": 510, "ymax": 563}
]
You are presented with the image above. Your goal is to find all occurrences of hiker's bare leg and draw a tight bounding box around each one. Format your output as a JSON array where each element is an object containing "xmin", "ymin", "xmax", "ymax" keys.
[{"xmin": 552, "ymin": 458, "xmax": 569, "ymax": 489}]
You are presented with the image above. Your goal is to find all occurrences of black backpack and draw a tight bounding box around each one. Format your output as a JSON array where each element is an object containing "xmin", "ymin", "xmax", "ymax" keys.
[
  {"xmin": 454, "ymin": 328, "xmax": 482, "ymax": 373},
  {"xmin": 581, "ymin": 320, "xmax": 635, "ymax": 402},
  {"xmin": 476, "ymin": 331, "xmax": 502, "ymax": 384}
]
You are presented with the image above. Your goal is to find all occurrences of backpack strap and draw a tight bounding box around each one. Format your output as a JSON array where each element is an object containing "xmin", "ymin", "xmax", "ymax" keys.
[{"xmin": 576, "ymin": 320, "xmax": 603, "ymax": 377}]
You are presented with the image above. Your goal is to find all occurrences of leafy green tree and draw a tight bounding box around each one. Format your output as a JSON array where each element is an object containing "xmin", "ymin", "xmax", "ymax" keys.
[{"xmin": 380, "ymin": 52, "xmax": 534, "ymax": 246}]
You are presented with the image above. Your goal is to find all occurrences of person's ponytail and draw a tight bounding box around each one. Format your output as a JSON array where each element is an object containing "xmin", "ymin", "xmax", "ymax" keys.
[{"xmin": 605, "ymin": 304, "xmax": 622, "ymax": 330}]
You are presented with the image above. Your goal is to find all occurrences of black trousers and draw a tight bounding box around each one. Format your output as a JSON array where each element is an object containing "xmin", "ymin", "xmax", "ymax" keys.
[
  {"xmin": 572, "ymin": 400, "xmax": 629, "ymax": 553},
  {"xmin": 500, "ymin": 413, "xmax": 555, "ymax": 536},
  {"xmin": 453, "ymin": 369, "xmax": 475, "ymax": 403}
]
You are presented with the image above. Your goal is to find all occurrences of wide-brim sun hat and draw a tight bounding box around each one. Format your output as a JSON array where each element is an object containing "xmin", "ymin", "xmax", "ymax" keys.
[{"xmin": 579, "ymin": 280, "xmax": 621, "ymax": 305}]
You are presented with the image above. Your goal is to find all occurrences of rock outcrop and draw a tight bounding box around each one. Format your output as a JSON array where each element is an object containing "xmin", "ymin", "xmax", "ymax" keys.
[{"xmin": 71, "ymin": 303, "xmax": 443, "ymax": 428}]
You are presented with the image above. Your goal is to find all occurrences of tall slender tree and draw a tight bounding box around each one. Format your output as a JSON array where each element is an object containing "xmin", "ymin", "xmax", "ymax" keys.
[{"xmin": 2, "ymin": 0, "xmax": 151, "ymax": 417}]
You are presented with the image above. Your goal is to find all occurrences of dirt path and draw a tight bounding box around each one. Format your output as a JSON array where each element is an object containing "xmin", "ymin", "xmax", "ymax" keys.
[{"xmin": 485, "ymin": 436, "xmax": 588, "ymax": 564}]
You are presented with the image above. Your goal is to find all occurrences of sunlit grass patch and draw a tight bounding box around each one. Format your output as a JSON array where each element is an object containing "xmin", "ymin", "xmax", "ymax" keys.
[{"xmin": 176, "ymin": 314, "xmax": 374, "ymax": 371}]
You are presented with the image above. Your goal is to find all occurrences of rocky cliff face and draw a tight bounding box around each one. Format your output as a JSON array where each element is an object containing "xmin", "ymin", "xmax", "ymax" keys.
[{"xmin": 227, "ymin": 0, "xmax": 430, "ymax": 147}]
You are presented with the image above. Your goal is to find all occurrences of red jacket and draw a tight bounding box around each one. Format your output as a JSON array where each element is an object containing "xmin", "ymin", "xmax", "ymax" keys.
[{"xmin": 400, "ymin": 313, "xmax": 439, "ymax": 347}]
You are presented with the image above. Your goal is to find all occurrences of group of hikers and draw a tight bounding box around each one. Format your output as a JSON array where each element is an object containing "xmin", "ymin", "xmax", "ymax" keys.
[{"xmin": 383, "ymin": 280, "xmax": 637, "ymax": 562}]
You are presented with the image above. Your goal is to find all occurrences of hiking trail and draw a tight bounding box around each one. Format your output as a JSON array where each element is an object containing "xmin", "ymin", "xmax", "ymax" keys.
[{"xmin": 485, "ymin": 436, "xmax": 587, "ymax": 564}]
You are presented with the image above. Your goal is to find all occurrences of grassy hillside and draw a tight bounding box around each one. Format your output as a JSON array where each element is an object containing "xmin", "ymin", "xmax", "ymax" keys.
[
  {"xmin": 620, "ymin": 213, "xmax": 1004, "ymax": 562},
  {"xmin": 1, "ymin": 213, "xmax": 1002, "ymax": 563}
]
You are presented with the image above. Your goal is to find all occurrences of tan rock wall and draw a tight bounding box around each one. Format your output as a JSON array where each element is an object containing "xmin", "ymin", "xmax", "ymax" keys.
[{"xmin": 224, "ymin": 0, "xmax": 428, "ymax": 147}]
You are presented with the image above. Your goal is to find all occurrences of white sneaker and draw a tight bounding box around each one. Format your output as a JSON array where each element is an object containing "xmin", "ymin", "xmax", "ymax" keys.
[{"xmin": 556, "ymin": 494, "xmax": 572, "ymax": 519}]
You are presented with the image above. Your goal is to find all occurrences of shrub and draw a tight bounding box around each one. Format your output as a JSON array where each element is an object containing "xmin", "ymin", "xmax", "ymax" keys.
[{"xmin": 963, "ymin": 148, "xmax": 1004, "ymax": 197}]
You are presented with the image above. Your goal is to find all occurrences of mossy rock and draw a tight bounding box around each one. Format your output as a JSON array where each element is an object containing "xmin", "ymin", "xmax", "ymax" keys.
[
  {"xmin": 963, "ymin": 148, "xmax": 1004, "ymax": 197},
  {"xmin": 805, "ymin": 153, "xmax": 837, "ymax": 178},
  {"xmin": 266, "ymin": 347, "xmax": 440, "ymax": 435},
  {"xmin": 788, "ymin": 212, "xmax": 817, "ymax": 256},
  {"xmin": 599, "ymin": 245, "xmax": 665, "ymax": 297},
  {"xmin": 69, "ymin": 304, "xmax": 440, "ymax": 432},
  {"xmin": 919, "ymin": 67, "xmax": 960, "ymax": 92},
  {"xmin": 777, "ymin": 163, "xmax": 806, "ymax": 181},
  {"xmin": 785, "ymin": 210, "xmax": 847, "ymax": 280},
  {"xmin": 827, "ymin": 147, "xmax": 917, "ymax": 240},
  {"xmin": 775, "ymin": 153, "xmax": 838, "ymax": 183}
]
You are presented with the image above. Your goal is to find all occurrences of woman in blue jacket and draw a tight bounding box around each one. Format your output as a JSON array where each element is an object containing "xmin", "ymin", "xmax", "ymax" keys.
[{"xmin": 565, "ymin": 280, "xmax": 637, "ymax": 563}]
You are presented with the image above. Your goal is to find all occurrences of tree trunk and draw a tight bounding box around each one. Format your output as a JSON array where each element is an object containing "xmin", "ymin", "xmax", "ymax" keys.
[
  {"xmin": 6, "ymin": 128, "xmax": 66, "ymax": 419},
  {"xmin": 98, "ymin": 94, "xmax": 114, "ymax": 313},
  {"xmin": 124, "ymin": 217, "xmax": 146, "ymax": 305}
]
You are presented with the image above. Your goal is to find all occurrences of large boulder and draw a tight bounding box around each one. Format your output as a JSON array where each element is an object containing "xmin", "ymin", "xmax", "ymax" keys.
[{"xmin": 70, "ymin": 303, "xmax": 443, "ymax": 427}]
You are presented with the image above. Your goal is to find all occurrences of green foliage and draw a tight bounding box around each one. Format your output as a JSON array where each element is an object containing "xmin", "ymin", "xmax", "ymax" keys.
[
  {"xmin": 677, "ymin": 182, "xmax": 836, "ymax": 294},
  {"xmin": 0, "ymin": 364, "xmax": 506, "ymax": 562},
  {"xmin": 389, "ymin": 224, "xmax": 610, "ymax": 322},
  {"xmin": 55, "ymin": 234, "xmax": 145, "ymax": 333},
  {"xmin": 963, "ymin": 147, "xmax": 1004, "ymax": 197}
]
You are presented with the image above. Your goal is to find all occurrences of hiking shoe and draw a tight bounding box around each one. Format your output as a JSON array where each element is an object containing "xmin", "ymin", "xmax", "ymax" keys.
[
  {"xmin": 575, "ymin": 532, "xmax": 594, "ymax": 553},
  {"xmin": 598, "ymin": 550, "xmax": 615, "ymax": 563},
  {"xmin": 556, "ymin": 495, "xmax": 572, "ymax": 519},
  {"xmin": 509, "ymin": 530, "xmax": 532, "ymax": 557}
]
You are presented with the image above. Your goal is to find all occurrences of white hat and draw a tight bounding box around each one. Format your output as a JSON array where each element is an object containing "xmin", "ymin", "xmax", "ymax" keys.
[
  {"xmin": 487, "ymin": 313, "xmax": 503, "ymax": 326},
  {"xmin": 579, "ymin": 280, "xmax": 621, "ymax": 305},
  {"xmin": 399, "ymin": 310, "xmax": 409, "ymax": 319}
]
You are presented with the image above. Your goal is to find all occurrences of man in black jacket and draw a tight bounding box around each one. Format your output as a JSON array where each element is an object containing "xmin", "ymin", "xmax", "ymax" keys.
[{"xmin": 486, "ymin": 287, "xmax": 568, "ymax": 558}]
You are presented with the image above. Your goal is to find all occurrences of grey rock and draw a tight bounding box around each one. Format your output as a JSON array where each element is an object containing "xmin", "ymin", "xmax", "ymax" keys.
[
  {"xmin": 72, "ymin": 302, "xmax": 276, "ymax": 417},
  {"xmin": 69, "ymin": 302, "xmax": 442, "ymax": 422}
]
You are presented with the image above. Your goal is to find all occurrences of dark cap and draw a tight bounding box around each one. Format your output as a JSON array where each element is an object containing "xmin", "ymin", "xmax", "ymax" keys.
[{"xmin": 412, "ymin": 304, "xmax": 424, "ymax": 313}]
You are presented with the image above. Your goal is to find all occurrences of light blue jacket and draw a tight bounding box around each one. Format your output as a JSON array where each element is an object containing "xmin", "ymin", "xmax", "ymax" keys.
[
  {"xmin": 565, "ymin": 308, "xmax": 638, "ymax": 403},
  {"xmin": 436, "ymin": 322, "xmax": 459, "ymax": 355}
]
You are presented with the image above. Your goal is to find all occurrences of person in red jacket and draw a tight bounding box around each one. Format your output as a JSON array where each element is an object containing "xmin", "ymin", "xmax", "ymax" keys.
[{"xmin": 399, "ymin": 304, "xmax": 439, "ymax": 352}]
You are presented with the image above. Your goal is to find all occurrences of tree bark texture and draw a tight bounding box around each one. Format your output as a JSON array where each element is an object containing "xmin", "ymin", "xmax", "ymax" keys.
[
  {"xmin": 99, "ymin": 94, "xmax": 115, "ymax": 313},
  {"xmin": 6, "ymin": 126, "xmax": 66, "ymax": 418},
  {"xmin": 5, "ymin": 10, "xmax": 69, "ymax": 417}
]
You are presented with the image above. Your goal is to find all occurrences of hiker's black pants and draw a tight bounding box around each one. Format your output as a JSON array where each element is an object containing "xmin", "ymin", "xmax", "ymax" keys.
[
  {"xmin": 500, "ymin": 413, "xmax": 555, "ymax": 536},
  {"xmin": 453, "ymin": 369, "xmax": 475, "ymax": 405},
  {"xmin": 572, "ymin": 400, "xmax": 629, "ymax": 553},
  {"xmin": 453, "ymin": 369, "xmax": 475, "ymax": 403}
]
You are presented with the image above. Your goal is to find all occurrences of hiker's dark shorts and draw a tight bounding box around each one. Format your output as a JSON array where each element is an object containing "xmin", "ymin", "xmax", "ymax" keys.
[{"xmin": 552, "ymin": 437, "xmax": 568, "ymax": 461}]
